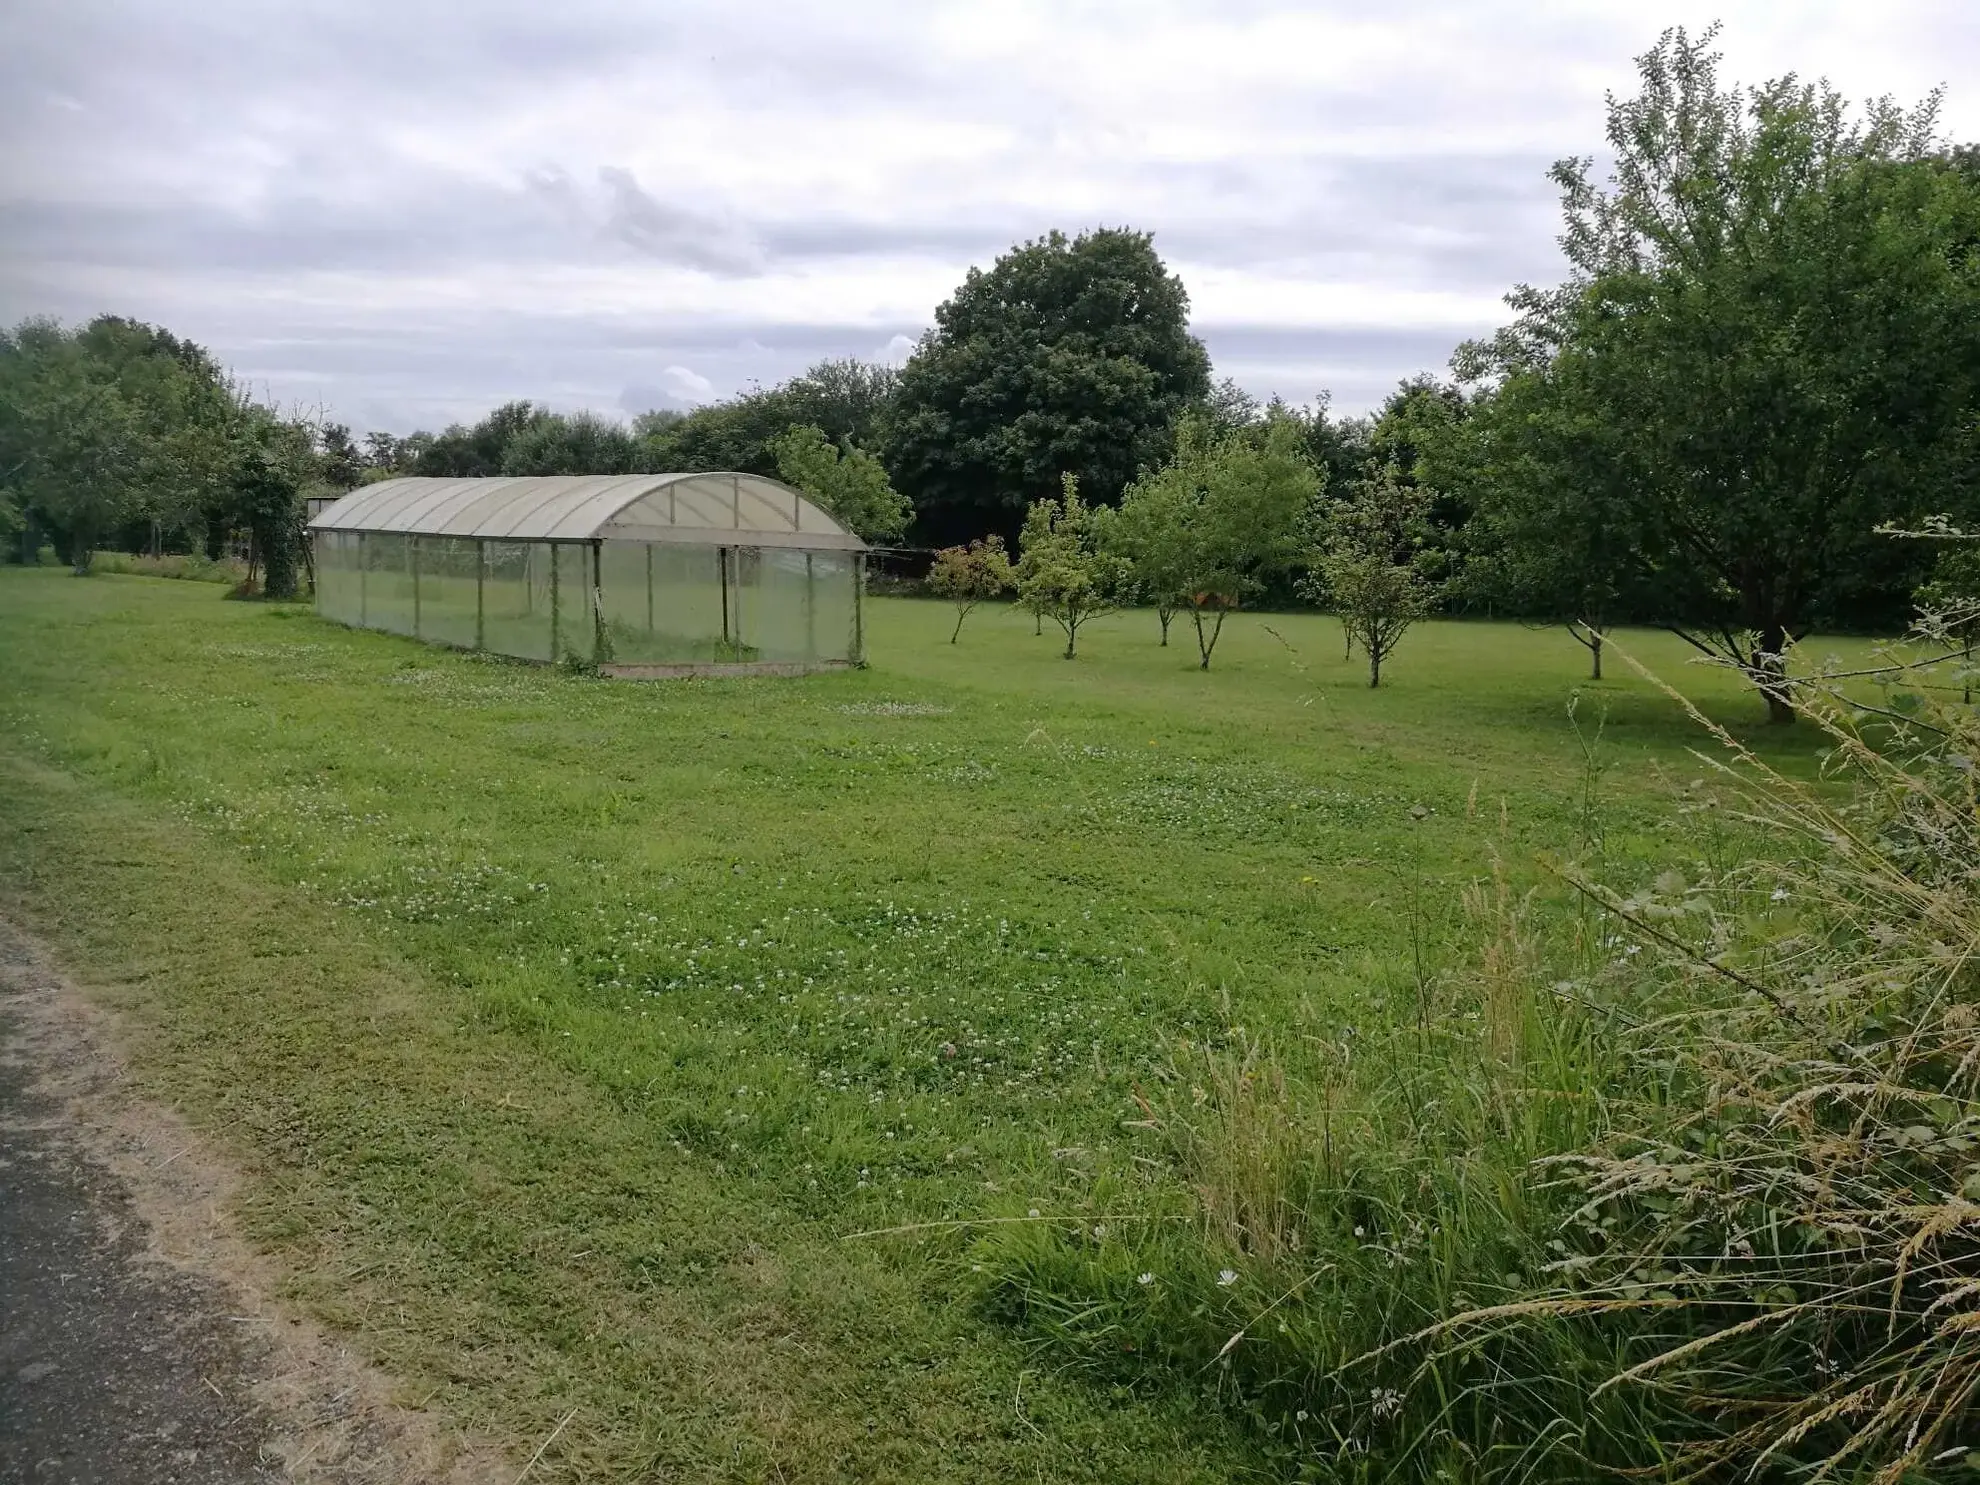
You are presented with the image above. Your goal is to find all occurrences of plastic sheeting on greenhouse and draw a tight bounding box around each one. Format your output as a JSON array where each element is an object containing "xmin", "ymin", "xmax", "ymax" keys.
[{"xmin": 308, "ymin": 473, "xmax": 866, "ymax": 674}]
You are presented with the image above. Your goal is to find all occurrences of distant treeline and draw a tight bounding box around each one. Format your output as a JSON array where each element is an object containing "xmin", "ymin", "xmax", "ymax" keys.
[{"xmin": 7, "ymin": 93, "xmax": 1979, "ymax": 655}]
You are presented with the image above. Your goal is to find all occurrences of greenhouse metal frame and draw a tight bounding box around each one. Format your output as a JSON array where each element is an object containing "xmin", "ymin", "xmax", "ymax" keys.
[{"xmin": 308, "ymin": 473, "xmax": 866, "ymax": 676}]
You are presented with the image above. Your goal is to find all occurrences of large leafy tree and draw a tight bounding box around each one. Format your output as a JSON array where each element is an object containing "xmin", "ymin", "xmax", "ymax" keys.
[
  {"xmin": 1366, "ymin": 376, "xmax": 1472, "ymax": 591},
  {"xmin": 885, "ymin": 228, "xmax": 1211, "ymax": 547},
  {"xmin": 1, "ymin": 316, "xmax": 244, "ymax": 571},
  {"xmin": 1459, "ymin": 27, "xmax": 1980, "ymax": 720},
  {"xmin": 1, "ymin": 325, "xmax": 145, "ymax": 572},
  {"xmin": 1429, "ymin": 373, "xmax": 1650, "ymax": 678},
  {"xmin": 1107, "ymin": 412, "xmax": 1319, "ymax": 667}
]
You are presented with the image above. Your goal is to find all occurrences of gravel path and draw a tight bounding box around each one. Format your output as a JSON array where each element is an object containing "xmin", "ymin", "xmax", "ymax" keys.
[
  {"xmin": 0, "ymin": 991, "xmax": 283, "ymax": 1482},
  {"xmin": 0, "ymin": 922, "xmax": 498, "ymax": 1485}
]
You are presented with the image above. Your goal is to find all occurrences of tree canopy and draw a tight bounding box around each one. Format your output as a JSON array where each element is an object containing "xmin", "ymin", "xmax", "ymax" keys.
[
  {"xmin": 1015, "ymin": 475, "xmax": 1131, "ymax": 660},
  {"xmin": 1307, "ymin": 464, "xmax": 1438, "ymax": 688},
  {"xmin": 1, "ymin": 316, "xmax": 247, "ymax": 572},
  {"xmin": 884, "ymin": 228, "xmax": 1211, "ymax": 547},
  {"xmin": 1454, "ymin": 26, "xmax": 1980, "ymax": 719},
  {"xmin": 1107, "ymin": 411, "xmax": 1319, "ymax": 667}
]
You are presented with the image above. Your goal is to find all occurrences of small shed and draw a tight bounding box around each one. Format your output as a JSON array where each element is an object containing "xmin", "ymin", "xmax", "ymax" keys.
[{"xmin": 307, "ymin": 473, "xmax": 866, "ymax": 675}]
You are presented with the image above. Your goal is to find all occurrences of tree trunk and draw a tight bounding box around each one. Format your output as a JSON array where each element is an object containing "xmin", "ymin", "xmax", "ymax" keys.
[
  {"xmin": 1194, "ymin": 608, "xmax": 1226, "ymax": 670},
  {"xmin": 1589, "ymin": 630, "xmax": 1602, "ymax": 680},
  {"xmin": 950, "ymin": 607, "xmax": 966, "ymax": 643},
  {"xmin": 1755, "ymin": 624, "xmax": 1794, "ymax": 724},
  {"xmin": 1343, "ymin": 621, "xmax": 1354, "ymax": 661},
  {"xmin": 1158, "ymin": 608, "xmax": 1172, "ymax": 646},
  {"xmin": 1368, "ymin": 647, "xmax": 1382, "ymax": 688},
  {"xmin": 1034, "ymin": 609, "xmax": 1043, "ymax": 636}
]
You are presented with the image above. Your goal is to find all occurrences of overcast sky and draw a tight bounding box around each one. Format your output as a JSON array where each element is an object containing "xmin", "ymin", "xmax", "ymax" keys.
[{"xmin": 2, "ymin": 1, "xmax": 1976, "ymax": 435}]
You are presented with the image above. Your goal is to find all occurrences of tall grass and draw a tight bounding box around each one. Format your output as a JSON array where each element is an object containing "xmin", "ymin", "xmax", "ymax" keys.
[
  {"xmin": 977, "ymin": 621, "xmax": 1980, "ymax": 1481},
  {"xmin": 91, "ymin": 550, "xmax": 246, "ymax": 584}
]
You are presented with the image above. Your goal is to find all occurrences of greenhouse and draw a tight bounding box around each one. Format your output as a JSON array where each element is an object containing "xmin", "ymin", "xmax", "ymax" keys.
[{"xmin": 308, "ymin": 473, "xmax": 866, "ymax": 675}]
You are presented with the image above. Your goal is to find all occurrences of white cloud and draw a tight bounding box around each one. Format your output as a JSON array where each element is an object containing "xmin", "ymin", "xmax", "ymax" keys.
[
  {"xmin": 2, "ymin": 0, "xmax": 1975, "ymax": 429},
  {"xmin": 659, "ymin": 365, "xmax": 714, "ymax": 404}
]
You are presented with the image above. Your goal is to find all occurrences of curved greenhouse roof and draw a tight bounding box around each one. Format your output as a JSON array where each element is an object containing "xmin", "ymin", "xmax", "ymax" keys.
[{"xmin": 308, "ymin": 473, "xmax": 864, "ymax": 551}]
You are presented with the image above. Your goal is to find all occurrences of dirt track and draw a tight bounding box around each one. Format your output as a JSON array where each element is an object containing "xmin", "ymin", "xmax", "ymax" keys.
[{"xmin": 0, "ymin": 922, "xmax": 499, "ymax": 1484}]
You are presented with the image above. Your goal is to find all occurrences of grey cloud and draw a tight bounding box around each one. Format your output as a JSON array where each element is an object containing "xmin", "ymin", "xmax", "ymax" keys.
[
  {"xmin": 2, "ymin": 0, "xmax": 1970, "ymax": 436},
  {"xmin": 596, "ymin": 167, "xmax": 765, "ymax": 276}
]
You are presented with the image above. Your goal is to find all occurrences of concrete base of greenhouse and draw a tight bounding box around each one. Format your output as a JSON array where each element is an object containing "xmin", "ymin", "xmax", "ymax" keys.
[{"xmin": 599, "ymin": 660, "xmax": 861, "ymax": 679}]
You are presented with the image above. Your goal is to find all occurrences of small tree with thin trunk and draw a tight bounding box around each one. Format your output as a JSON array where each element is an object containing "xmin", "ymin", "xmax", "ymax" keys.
[
  {"xmin": 925, "ymin": 535, "xmax": 1013, "ymax": 643},
  {"xmin": 1107, "ymin": 412, "xmax": 1318, "ymax": 667},
  {"xmin": 1015, "ymin": 474, "xmax": 1127, "ymax": 660},
  {"xmin": 1306, "ymin": 465, "xmax": 1435, "ymax": 688}
]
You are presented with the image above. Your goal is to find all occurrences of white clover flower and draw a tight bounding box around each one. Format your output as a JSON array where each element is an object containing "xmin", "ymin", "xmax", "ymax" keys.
[
  {"xmin": 1137, "ymin": 1272, "xmax": 1156, "ymax": 1286},
  {"xmin": 1771, "ymin": 886, "xmax": 1790, "ymax": 902},
  {"xmin": 1217, "ymin": 1269, "xmax": 1239, "ymax": 1287}
]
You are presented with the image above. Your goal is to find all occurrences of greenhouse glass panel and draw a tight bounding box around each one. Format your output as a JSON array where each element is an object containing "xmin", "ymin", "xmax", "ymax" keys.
[
  {"xmin": 333, "ymin": 532, "xmax": 364, "ymax": 625},
  {"xmin": 362, "ymin": 533, "xmax": 415, "ymax": 636},
  {"xmin": 809, "ymin": 551, "xmax": 858, "ymax": 663},
  {"xmin": 482, "ymin": 541, "xmax": 552, "ymax": 661},
  {"xmin": 313, "ymin": 533, "xmax": 355, "ymax": 624},
  {"xmin": 415, "ymin": 537, "xmax": 480, "ymax": 650},
  {"xmin": 741, "ymin": 547, "xmax": 815, "ymax": 662},
  {"xmin": 653, "ymin": 543, "xmax": 729, "ymax": 662},
  {"xmin": 553, "ymin": 543, "xmax": 594, "ymax": 663}
]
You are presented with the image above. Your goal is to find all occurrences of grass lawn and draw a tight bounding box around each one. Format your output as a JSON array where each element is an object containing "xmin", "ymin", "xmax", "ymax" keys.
[{"xmin": 0, "ymin": 569, "xmax": 1880, "ymax": 1480}]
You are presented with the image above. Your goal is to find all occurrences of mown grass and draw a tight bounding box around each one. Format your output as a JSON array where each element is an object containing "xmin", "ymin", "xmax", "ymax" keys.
[{"xmin": 0, "ymin": 568, "xmax": 1882, "ymax": 1479}]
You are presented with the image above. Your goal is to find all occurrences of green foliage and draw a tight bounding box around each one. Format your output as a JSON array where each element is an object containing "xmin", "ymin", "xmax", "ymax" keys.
[
  {"xmin": 89, "ymin": 550, "xmax": 245, "ymax": 583},
  {"xmin": 1109, "ymin": 412, "xmax": 1319, "ymax": 667},
  {"xmin": 413, "ymin": 400, "xmax": 547, "ymax": 477},
  {"xmin": 645, "ymin": 359, "xmax": 900, "ymax": 477},
  {"xmin": 1307, "ymin": 466, "xmax": 1437, "ymax": 687},
  {"xmin": 0, "ymin": 488, "xmax": 22, "ymax": 558},
  {"xmin": 0, "ymin": 315, "xmax": 248, "ymax": 572},
  {"xmin": 1452, "ymin": 646, "xmax": 1980, "ymax": 1481},
  {"xmin": 233, "ymin": 415, "xmax": 311, "ymax": 599},
  {"xmin": 499, "ymin": 409, "xmax": 640, "ymax": 476},
  {"xmin": 1366, "ymin": 376, "xmax": 1471, "ymax": 590},
  {"xmin": 1457, "ymin": 26, "xmax": 1980, "ymax": 721},
  {"xmin": 316, "ymin": 421, "xmax": 363, "ymax": 489},
  {"xmin": 1909, "ymin": 525, "xmax": 1980, "ymax": 701},
  {"xmin": 885, "ymin": 228, "xmax": 1212, "ymax": 546},
  {"xmin": 1015, "ymin": 474, "xmax": 1131, "ymax": 659},
  {"xmin": 924, "ymin": 535, "xmax": 1013, "ymax": 642},
  {"xmin": 770, "ymin": 424, "xmax": 912, "ymax": 543}
]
